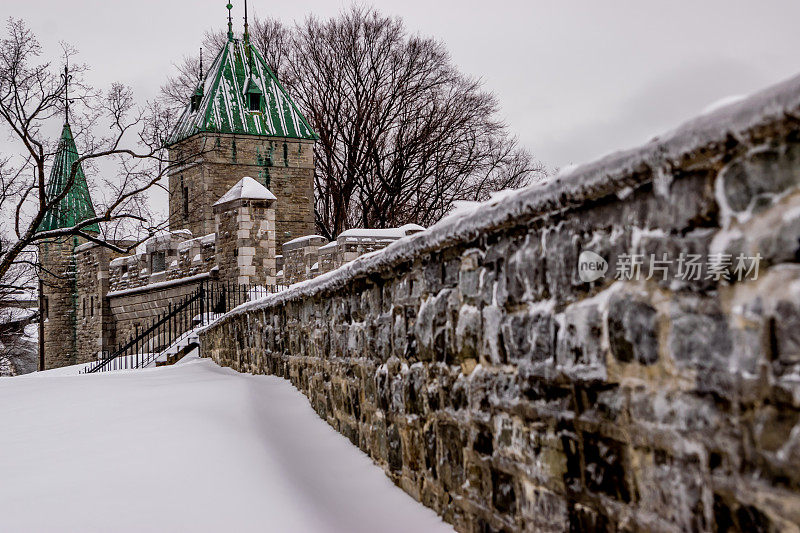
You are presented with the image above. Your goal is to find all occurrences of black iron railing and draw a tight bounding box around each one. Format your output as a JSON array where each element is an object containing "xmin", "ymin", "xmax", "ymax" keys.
[{"xmin": 82, "ymin": 280, "xmax": 282, "ymax": 374}]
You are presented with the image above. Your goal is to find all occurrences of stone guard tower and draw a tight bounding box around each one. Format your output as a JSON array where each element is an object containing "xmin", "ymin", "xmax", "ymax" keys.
[
  {"xmin": 37, "ymin": 122, "xmax": 100, "ymax": 369},
  {"xmin": 213, "ymin": 176, "xmax": 277, "ymax": 286},
  {"xmin": 166, "ymin": 9, "xmax": 317, "ymax": 249}
]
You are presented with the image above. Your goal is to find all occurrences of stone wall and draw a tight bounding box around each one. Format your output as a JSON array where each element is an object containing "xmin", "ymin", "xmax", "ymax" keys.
[
  {"xmin": 213, "ymin": 194, "xmax": 276, "ymax": 287},
  {"xmin": 74, "ymin": 243, "xmax": 128, "ymax": 361},
  {"xmin": 200, "ymin": 76, "xmax": 800, "ymax": 532},
  {"xmin": 39, "ymin": 237, "xmax": 78, "ymax": 369},
  {"xmin": 108, "ymin": 275, "xmax": 209, "ymax": 346},
  {"xmin": 281, "ymin": 235, "xmax": 326, "ymax": 284},
  {"xmin": 107, "ymin": 231, "xmax": 202, "ymax": 293},
  {"xmin": 287, "ymin": 225, "xmax": 426, "ymax": 281}
]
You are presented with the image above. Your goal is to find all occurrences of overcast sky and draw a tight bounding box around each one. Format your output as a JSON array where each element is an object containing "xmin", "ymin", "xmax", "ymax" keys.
[{"xmin": 8, "ymin": 0, "xmax": 800, "ymax": 170}]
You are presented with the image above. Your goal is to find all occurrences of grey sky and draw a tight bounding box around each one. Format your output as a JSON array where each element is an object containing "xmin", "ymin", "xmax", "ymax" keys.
[{"xmin": 9, "ymin": 0, "xmax": 800, "ymax": 170}]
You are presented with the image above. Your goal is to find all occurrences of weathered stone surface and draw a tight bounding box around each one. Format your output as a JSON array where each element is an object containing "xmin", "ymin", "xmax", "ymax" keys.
[
  {"xmin": 199, "ymin": 89, "xmax": 800, "ymax": 532},
  {"xmin": 721, "ymin": 145, "xmax": 800, "ymax": 214},
  {"xmin": 607, "ymin": 290, "xmax": 659, "ymax": 365}
]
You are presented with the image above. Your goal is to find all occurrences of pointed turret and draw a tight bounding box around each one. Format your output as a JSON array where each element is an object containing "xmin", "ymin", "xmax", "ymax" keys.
[
  {"xmin": 166, "ymin": 31, "xmax": 317, "ymax": 145},
  {"xmin": 167, "ymin": 3, "xmax": 316, "ymax": 246},
  {"xmin": 38, "ymin": 122, "xmax": 99, "ymax": 233}
]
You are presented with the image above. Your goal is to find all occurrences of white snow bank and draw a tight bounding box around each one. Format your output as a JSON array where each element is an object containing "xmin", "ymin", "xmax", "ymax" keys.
[
  {"xmin": 21, "ymin": 361, "xmax": 87, "ymax": 377},
  {"xmin": 0, "ymin": 359, "xmax": 452, "ymax": 533}
]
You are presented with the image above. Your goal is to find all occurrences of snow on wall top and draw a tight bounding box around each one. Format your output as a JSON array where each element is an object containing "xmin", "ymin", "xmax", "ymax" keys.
[
  {"xmin": 283, "ymin": 235, "xmax": 326, "ymax": 247},
  {"xmin": 318, "ymin": 241, "xmax": 338, "ymax": 252},
  {"xmin": 177, "ymin": 233, "xmax": 217, "ymax": 252},
  {"xmin": 167, "ymin": 39, "xmax": 317, "ymax": 146},
  {"xmin": 207, "ymin": 72, "xmax": 800, "ymax": 325},
  {"xmin": 214, "ymin": 177, "xmax": 277, "ymax": 207},
  {"xmin": 338, "ymin": 224, "xmax": 426, "ymax": 239}
]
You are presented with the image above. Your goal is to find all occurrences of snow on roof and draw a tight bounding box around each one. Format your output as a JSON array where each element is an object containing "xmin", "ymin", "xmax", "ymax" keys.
[
  {"xmin": 136, "ymin": 230, "xmax": 194, "ymax": 255},
  {"xmin": 207, "ymin": 71, "xmax": 800, "ymax": 323},
  {"xmin": 167, "ymin": 38, "xmax": 317, "ymax": 145},
  {"xmin": 337, "ymin": 224, "xmax": 424, "ymax": 239},
  {"xmin": 74, "ymin": 242, "xmax": 98, "ymax": 253},
  {"xmin": 213, "ymin": 177, "xmax": 277, "ymax": 207},
  {"xmin": 318, "ymin": 241, "xmax": 338, "ymax": 252},
  {"xmin": 177, "ymin": 233, "xmax": 217, "ymax": 252},
  {"xmin": 109, "ymin": 255, "xmax": 136, "ymax": 268}
]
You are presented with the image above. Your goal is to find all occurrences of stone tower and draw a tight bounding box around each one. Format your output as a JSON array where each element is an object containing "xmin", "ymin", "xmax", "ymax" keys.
[
  {"xmin": 213, "ymin": 176, "xmax": 277, "ymax": 287},
  {"xmin": 37, "ymin": 122, "xmax": 100, "ymax": 369},
  {"xmin": 166, "ymin": 16, "xmax": 317, "ymax": 249}
]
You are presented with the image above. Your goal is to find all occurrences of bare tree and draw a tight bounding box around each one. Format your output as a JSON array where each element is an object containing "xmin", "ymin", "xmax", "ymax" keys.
[
  {"xmin": 0, "ymin": 18, "xmax": 199, "ymax": 291},
  {"xmin": 163, "ymin": 6, "xmax": 546, "ymax": 239},
  {"xmin": 160, "ymin": 29, "xmax": 226, "ymax": 115}
]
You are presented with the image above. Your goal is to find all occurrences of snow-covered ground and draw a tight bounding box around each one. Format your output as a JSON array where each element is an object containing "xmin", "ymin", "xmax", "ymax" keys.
[{"xmin": 0, "ymin": 355, "xmax": 452, "ymax": 532}]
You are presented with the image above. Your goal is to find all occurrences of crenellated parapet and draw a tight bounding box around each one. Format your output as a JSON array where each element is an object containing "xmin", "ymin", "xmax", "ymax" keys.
[
  {"xmin": 285, "ymin": 224, "xmax": 426, "ymax": 281},
  {"xmin": 108, "ymin": 231, "xmax": 217, "ymax": 292}
]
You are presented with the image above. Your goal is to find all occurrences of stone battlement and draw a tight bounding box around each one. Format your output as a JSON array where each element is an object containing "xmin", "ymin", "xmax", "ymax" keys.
[
  {"xmin": 48, "ymin": 170, "xmax": 420, "ymax": 366},
  {"xmin": 107, "ymin": 231, "xmax": 217, "ymax": 293},
  {"xmin": 280, "ymin": 224, "xmax": 426, "ymax": 283},
  {"xmin": 199, "ymin": 73, "xmax": 800, "ymax": 532}
]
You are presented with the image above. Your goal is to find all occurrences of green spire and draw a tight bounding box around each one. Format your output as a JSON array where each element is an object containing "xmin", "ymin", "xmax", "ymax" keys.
[
  {"xmin": 167, "ymin": 38, "xmax": 318, "ymax": 145},
  {"xmin": 37, "ymin": 123, "xmax": 99, "ymax": 233},
  {"xmin": 243, "ymin": 0, "xmax": 253, "ymax": 67},
  {"xmin": 227, "ymin": 3, "xmax": 234, "ymax": 41}
]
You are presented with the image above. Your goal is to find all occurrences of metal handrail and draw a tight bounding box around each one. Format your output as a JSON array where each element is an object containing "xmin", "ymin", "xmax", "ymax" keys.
[{"xmin": 81, "ymin": 280, "xmax": 279, "ymax": 374}]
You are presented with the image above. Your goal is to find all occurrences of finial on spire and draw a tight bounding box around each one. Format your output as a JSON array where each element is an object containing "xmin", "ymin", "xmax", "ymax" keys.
[
  {"xmin": 243, "ymin": 0, "xmax": 250, "ymax": 44},
  {"xmin": 226, "ymin": 2, "xmax": 234, "ymax": 41},
  {"xmin": 61, "ymin": 58, "xmax": 73, "ymax": 124}
]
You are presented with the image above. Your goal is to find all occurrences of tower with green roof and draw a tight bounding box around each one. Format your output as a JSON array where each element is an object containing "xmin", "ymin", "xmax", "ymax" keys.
[
  {"xmin": 37, "ymin": 102, "xmax": 101, "ymax": 369},
  {"xmin": 38, "ymin": 122, "xmax": 100, "ymax": 234},
  {"xmin": 167, "ymin": 3, "xmax": 317, "ymax": 247}
]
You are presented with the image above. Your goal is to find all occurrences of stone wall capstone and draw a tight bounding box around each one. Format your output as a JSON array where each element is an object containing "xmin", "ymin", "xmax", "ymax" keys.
[{"xmin": 198, "ymin": 74, "xmax": 800, "ymax": 532}]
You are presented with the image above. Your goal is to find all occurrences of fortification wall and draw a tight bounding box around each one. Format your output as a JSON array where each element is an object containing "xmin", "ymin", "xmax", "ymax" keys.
[
  {"xmin": 108, "ymin": 275, "xmax": 209, "ymax": 346},
  {"xmin": 200, "ymin": 75, "xmax": 800, "ymax": 532},
  {"xmin": 74, "ymin": 243, "xmax": 128, "ymax": 362}
]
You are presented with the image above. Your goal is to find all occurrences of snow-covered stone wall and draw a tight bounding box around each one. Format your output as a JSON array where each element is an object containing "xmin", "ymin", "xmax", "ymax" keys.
[{"xmin": 199, "ymin": 74, "xmax": 800, "ymax": 532}]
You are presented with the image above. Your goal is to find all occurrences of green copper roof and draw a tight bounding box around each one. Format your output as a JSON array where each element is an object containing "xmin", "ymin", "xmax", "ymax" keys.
[
  {"xmin": 167, "ymin": 39, "xmax": 317, "ymax": 145},
  {"xmin": 38, "ymin": 123, "xmax": 99, "ymax": 233}
]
